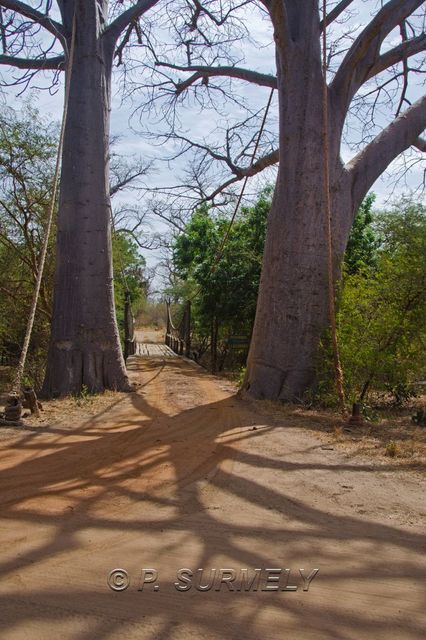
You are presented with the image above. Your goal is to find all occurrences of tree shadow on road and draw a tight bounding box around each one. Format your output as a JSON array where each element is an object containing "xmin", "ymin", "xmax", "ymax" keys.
[{"xmin": 0, "ymin": 358, "xmax": 424, "ymax": 639}]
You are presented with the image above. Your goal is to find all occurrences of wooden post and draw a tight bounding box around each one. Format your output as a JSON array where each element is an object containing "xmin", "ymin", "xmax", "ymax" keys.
[
  {"xmin": 211, "ymin": 316, "xmax": 218, "ymax": 373},
  {"xmin": 124, "ymin": 291, "xmax": 134, "ymax": 361},
  {"xmin": 348, "ymin": 403, "xmax": 364, "ymax": 426},
  {"xmin": 165, "ymin": 299, "xmax": 171, "ymax": 345},
  {"xmin": 185, "ymin": 300, "xmax": 191, "ymax": 358}
]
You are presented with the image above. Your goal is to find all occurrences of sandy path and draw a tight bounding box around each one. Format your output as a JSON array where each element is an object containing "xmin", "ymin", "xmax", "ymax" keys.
[
  {"xmin": 0, "ymin": 354, "xmax": 425, "ymax": 639},
  {"xmin": 134, "ymin": 327, "xmax": 165, "ymax": 344}
]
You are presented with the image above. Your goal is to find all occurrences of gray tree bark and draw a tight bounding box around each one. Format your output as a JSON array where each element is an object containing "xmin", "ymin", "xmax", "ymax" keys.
[
  {"xmin": 1, "ymin": 0, "xmax": 424, "ymax": 399},
  {"xmin": 244, "ymin": 0, "xmax": 426, "ymax": 401},
  {"xmin": 42, "ymin": 0, "xmax": 130, "ymax": 396}
]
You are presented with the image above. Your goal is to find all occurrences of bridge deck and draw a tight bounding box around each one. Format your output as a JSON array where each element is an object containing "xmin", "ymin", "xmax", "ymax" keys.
[
  {"xmin": 135, "ymin": 342, "xmax": 177, "ymax": 358},
  {"xmin": 134, "ymin": 328, "xmax": 178, "ymax": 358}
]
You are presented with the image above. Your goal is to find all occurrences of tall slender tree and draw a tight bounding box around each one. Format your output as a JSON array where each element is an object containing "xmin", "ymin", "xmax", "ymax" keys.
[{"xmin": 0, "ymin": 1, "xmax": 160, "ymax": 395}]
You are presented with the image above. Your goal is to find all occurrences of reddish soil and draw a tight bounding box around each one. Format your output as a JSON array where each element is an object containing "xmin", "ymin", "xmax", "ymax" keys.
[{"xmin": 0, "ymin": 339, "xmax": 425, "ymax": 639}]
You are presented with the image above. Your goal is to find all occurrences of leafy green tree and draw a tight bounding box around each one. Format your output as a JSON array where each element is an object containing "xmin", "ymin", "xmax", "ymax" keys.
[
  {"xmin": 344, "ymin": 193, "xmax": 379, "ymax": 275},
  {"xmin": 338, "ymin": 198, "xmax": 426, "ymax": 402},
  {"xmin": 173, "ymin": 189, "xmax": 271, "ymax": 371},
  {"xmin": 112, "ymin": 232, "xmax": 147, "ymax": 344},
  {"xmin": 0, "ymin": 104, "xmax": 57, "ymax": 388}
]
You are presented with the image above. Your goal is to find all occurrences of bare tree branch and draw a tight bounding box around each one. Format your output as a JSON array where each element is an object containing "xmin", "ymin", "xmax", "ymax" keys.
[
  {"xmin": 331, "ymin": 0, "xmax": 425, "ymax": 109},
  {"xmin": 104, "ymin": 0, "xmax": 161, "ymax": 45},
  {"xmin": 0, "ymin": 7, "xmax": 7, "ymax": 53},
  {"xmin": 109, "ymin": 149, "xmax": 151, "ymax": 197},
  {"xmin": 190, "ymin": 0, "xmax": 252, "ymax": 28},
  {"xmin": 347, "ymin": 95, "xmax": 426, "ymax": 210},
  {"xmin": 110, "ymin": 167, "xmax": 150, "ymax": 196},
  {"xmin": 199, "ymin": 146, "xmax": 279, "ymax": 203},
  {"xmin": 365, "ymin": 33, "xmax": 426, "ymax": 81},
  {"xmin": 235, "ymin": 147, "xmax": 279, "ymax": 178},
  {"xmin": 0, "ymin": 0, "xmax": 65, "ymax": 40},
  {"xmin": 0, "ymin": 52, "xmax": 64, "ymax": 69},
  {"xmin": 154, "ymin": 62, "xmax": 277, "ymax": 93},
  {"xmin": 320, "ymin": 0, "xmax": 356, "ymax": 31},
  {"xmin": 396, "ymin": 21, "xmax": 410, "ymax": 117},
  {"xmin": 414, "ymin": 136, "xmax": 426, "ymax": 152}
]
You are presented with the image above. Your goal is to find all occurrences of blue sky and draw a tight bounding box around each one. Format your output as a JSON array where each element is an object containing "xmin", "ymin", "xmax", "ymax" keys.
[{"xmin": 1, "ymin": 1, "xmax": 425, "ymax": 278}]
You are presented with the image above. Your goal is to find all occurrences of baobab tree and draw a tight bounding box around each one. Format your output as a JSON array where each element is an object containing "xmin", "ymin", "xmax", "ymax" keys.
[
  {"xmin": 0, "ymin": 1, "xmax": 163, "ymax": 395},
  {"xmin": 246, "ymin": 0, "xmax": 425, "ymax": 401},
  {"xmin": 136, "ymin": 0, "xmax": 426, "ymax": 401}
]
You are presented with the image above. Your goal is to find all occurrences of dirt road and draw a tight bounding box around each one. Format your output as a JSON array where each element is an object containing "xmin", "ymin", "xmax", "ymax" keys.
[{"xmin": 0, "ymin": 346, "xmax": 425, "ymax": 639}]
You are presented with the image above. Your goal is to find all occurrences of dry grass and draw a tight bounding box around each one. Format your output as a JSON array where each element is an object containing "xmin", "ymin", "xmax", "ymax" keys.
[
  {"xmin": 0, "ymin": 388, "xmax": 128, "ymax": 440},
  {"xmin": 253, "ymin": 396, "xmax": 426, "ymax": 469}
]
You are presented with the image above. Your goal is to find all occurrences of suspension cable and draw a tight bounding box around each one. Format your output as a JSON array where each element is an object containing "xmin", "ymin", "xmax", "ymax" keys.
[
  {"xmin": 322, "ymin": 0, "xmax": 345, "ymax": 412},
  {"xmin": 214, "ymin": 86, "xmax": 275, "ymax": 265},
  {"xmin": 10, "ymin": 12, "xmax": 77, "ymax": 393},
  {"xmin": 189, "ymin": 86, "xmax": 275, "ymax": 302}
]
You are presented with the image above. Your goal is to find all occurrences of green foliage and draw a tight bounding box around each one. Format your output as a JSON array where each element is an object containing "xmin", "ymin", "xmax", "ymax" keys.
[
  {"xmin": 172, "ymin": 188, "xmax": 424, "ymax": 403},
  {"xmin": 172, "ymin": 187, "xmax": 271, "ymax": 369},
  {"xmin": 388, "ymin": 382, "xmax": 418, "ymax": 407},
  {"xmin": 344, "ymin": 193, "xmax": 379, "ymax": 275},
  {"xmin": 112, "ymin": 232, "xmax": 147, "ymax": 343},
  {"xmin": 73, "ymin": 383, "xmax": 93, "ymax": 406},
  {"xmin": 0, "ymin": 103, "xmax": 148, "ymax": 389},
  {"xmin": 237, "ymin": 366, "xmax": 247, "ymax": 388},
  {"xmin": 338, "ymin": 198, "xmax": 426, "ymax": 402},
  {"xmin": 0, "ymin": 103, "xmax": 58, "ymax": 388}
]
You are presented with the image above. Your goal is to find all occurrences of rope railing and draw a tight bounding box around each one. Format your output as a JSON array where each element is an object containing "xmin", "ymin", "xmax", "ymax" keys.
[
  {"xmin": 123, "ymin": 291, "xmax": 136, "ymax": 360},
  {"xmin": 165, "ymin": 300, "xmax": 191, "ymax": 357},
  {"xmin": 322, "ymin": 0, "xmax": 346, "ymax": 412}
]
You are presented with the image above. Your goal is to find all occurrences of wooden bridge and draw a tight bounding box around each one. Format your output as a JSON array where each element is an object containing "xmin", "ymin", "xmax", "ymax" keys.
[
  {"xmin": 125, "ymin": 300, "xmax": 192, "ymax": 361},
  {"xmin": 133, "ymin": 329, "xmax": 177, "ymax": 358}
]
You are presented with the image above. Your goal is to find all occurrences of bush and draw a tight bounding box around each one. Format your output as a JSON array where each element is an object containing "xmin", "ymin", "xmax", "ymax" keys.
[{"xmin": 338, "ymin": 198, "xmax": 426, "ymax": 402}]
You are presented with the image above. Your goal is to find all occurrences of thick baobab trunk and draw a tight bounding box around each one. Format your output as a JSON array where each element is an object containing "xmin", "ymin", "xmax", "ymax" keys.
[
  {"xmin": 245, "ymin": 4, "xmax": 352, "ymax": 402},
  {"xmin": 42, "ymin": 1, "xmax": 130, "ymax": 396}
]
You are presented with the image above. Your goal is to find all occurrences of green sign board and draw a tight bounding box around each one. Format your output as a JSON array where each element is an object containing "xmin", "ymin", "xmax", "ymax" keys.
[{"xmin": 228, "ymin": 336, "xmax": 250, "ymax": 348}]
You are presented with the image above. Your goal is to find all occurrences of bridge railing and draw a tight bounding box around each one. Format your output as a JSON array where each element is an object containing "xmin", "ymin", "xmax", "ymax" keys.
[
  {"xmin": 124, "ymin": 292, "xmax": 136, "ymax": 360},
  {"xmin": 165, "ymin": 300, "xmax": 191, "ymax": 357}
]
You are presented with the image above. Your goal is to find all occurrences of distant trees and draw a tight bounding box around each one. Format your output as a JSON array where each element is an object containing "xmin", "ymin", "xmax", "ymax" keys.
[
  {"xmin": 112, "ymin": 231, "xmax": 148, "ymax": 343},
  {"xmin": 172, "ymin": 188, "xmax": 271, "ymax": 371},
  {"xmin": 0, "ymin": 104, "xmax": 56, "ymax": 386}
]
